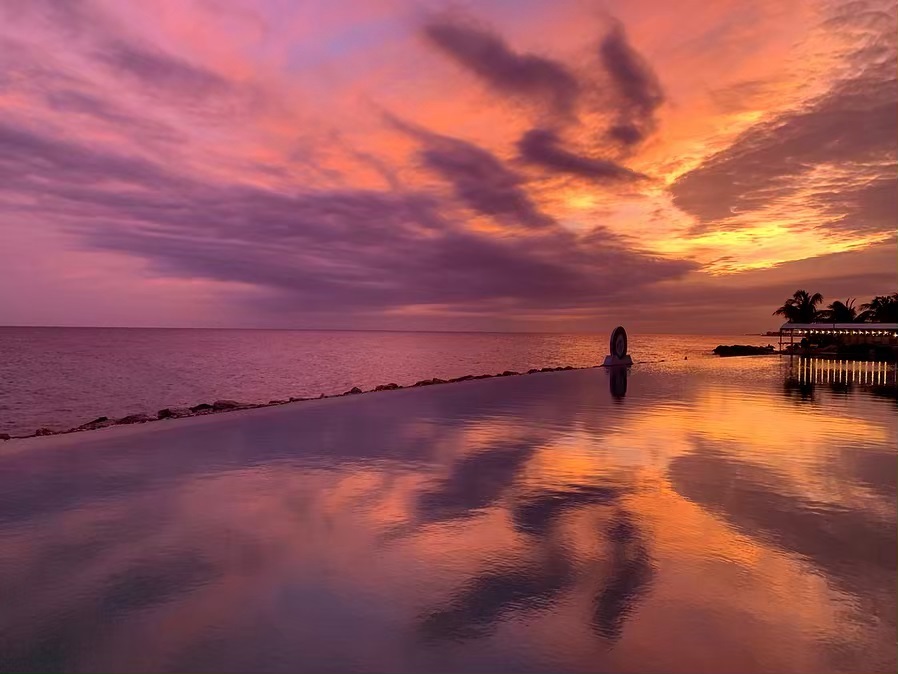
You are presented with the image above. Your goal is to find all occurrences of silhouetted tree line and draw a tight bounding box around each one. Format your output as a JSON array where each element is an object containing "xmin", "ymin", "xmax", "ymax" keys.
[{"xmin": 773, "ymin": 290, "xmax": 898, "ymax": 323}]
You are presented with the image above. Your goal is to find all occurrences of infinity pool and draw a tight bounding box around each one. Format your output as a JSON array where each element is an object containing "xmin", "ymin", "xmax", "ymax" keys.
[{"xmin": 0, "ymin": 359, "xmax": 895, "ymax": 673}]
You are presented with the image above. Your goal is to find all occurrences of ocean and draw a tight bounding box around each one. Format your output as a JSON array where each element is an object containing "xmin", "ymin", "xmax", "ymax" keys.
[{"xmin": 0, "ymin": 328, "xmax": 773, "ymax": 436}]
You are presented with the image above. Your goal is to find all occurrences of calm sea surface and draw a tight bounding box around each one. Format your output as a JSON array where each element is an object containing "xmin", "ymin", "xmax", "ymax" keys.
[
  {"xmin": 0, "ymin": 346, "xmax": 895, "ymax": 673},
  {"xmin": 1, "ymin": 328, "xmax": 775, "ymax": 435}
]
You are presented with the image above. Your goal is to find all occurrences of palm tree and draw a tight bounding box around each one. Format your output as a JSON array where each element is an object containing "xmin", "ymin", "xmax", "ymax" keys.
[
  {"xmin": 858, "ymin": 293, "xmax": 898, "ymax": 323},
  {"xmin": 817, "ymin": 298, "xmax": 858, "ymax": 323},
  {"xmin": 773, "ymin": 289, "xmax": 823, "ymax": 323}
]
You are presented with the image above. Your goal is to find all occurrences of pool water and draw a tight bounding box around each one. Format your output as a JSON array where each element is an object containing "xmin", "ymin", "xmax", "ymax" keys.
[{"xmin": 0, "ymin": 358, "xmax": 895, "ymax": 673}]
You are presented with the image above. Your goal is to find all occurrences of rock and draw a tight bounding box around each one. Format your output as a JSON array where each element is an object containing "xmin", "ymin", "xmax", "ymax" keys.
[
  {"xmin": 527, "ymin": 368, "xmax": 540, "ymax": 374},
  {"xmin": 449, "ymin": 375, "xmax": 474, "ymax": 383},
  {"xmin": 318, "ymin": 393, "xmax": 326, "ymax": 399},
  {"xmin": 157, "ymin": 407, "xmax": 192, "ymax": 419},
  {"xmin": 500, "ymin": 370, "xmax": 520, "ymax": 376},
  {"xmin": 289, "ymin": 396, "xmax": 310, "ymax": 402},
  {"xmin": 374, "ymin": 383, "xmax": 401, "ymax": 391},
  {"xmin": 343, "ymin": 387, "xmax": 363, "ymax": 395},
  {"xmin": 414, "ymin": 378, "xmax": 447, "ymax": 386},
  {"xmin": 562, "ymin": 365, "xmax": 574, "ymax": 370},
  {"xmin": 34, "ymin": 428, "xmax": 56, "ymax": 436},
  {"xmin": 117, "ymin": 413, "xmax": 154, "ymax": 425},
  {"xmin": 212, "ymin": 399, "xmax": 245, "ymax": 411},
  {"xmin": 77, "ymin": 416, "xmax": 116, "ymax": 430},
  {"xmin": 190, "ymin": 403, "xmax": 214, "ymax": 413},
  {"xmin": 713, "ymin": 344, "xmax": 775, "ymax": 357},
  {"xmin": 0, "ymin": 433, "xmax": 10, "ymax": 441},
  {"xmin": 268, "ymin": 399, "xmax": 288, "ymax": 405}
]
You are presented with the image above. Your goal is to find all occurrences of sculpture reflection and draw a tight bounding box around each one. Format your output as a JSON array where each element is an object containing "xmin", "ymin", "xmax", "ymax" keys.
[{"xmin": 608, "ymin": 366, "xmax": 628, "ymax": 401}]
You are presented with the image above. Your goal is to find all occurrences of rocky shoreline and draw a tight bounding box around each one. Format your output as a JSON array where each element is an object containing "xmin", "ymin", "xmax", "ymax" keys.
[{"xmin": 0, "ymin": 365, "xmax": 586, "ymax": 441}]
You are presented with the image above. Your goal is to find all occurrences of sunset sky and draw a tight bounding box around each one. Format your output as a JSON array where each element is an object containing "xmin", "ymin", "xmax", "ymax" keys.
[{"xmin": 1, "ymin": 0, "xmax": 895, "ymax": 333}]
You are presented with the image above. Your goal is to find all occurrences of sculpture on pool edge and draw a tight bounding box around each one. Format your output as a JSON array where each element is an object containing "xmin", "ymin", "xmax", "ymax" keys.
[{"xmin": 603, "ymin": 326, "xmax": 633, "ymax": 367}]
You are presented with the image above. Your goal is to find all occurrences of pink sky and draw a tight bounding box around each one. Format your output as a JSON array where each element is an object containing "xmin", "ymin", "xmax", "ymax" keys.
[{"xmin": 0, "ymin": 0, "xmax": 895, "ymax": 332}]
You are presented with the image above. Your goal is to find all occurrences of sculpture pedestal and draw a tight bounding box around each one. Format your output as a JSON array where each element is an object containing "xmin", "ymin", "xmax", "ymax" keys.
[{"xmin": 602, "ymin": 354, "xmax": 633, "ymax": 367}]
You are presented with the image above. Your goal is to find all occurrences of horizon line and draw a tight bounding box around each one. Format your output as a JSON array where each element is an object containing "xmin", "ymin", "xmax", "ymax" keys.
[{"xmin": 0, "ymin": 324, "xmax": 771, "ymax": 336}]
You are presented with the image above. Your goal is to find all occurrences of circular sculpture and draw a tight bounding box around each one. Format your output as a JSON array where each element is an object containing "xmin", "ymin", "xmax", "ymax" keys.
[
  {"xmin": 602, "ymin": 326, "xmax": 632, "ymax": 367},
  {"xmin": 610, "ymin": 326, "xmax": 628, "ymax": 360}
]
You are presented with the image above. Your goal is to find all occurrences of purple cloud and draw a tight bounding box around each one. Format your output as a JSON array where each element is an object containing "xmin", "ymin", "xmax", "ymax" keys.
[
  {"xmin": 418, "ymin": 133, "xmax": 554, "ymax": 229},
  {"xmin": 606, "ymin": 122, "xmax": 644, "ymax": 146},
  {"xmin": 0, "ymin": 119, "xmax": 695, "ymax": 318},
  {"xmin": 599, "ymin": 20, "xmax": 664, "ymax": 146},
  {"xmin": 422, "ymin": 14, "xmax": 668, "ymax": 148},
  {"xmin": 43, "ymin": 89, "xmax": 184, "ymax": 144},
  {"xmin": 671, "ymin": 74, "xmax": 898, "ymax": 234},
  {"xmin": 0, "ymin": 120, "xmax": 178, "ymax": 188},
  {"xmin": 0, "ymin": 0, "xmax": 103, "ymax": 39},
  {"xmin": 423, "ymin": 18, "xmax": 580, "ymax": 116},
  {"xmin": 517, "ymin": 128, "xmax": 649, "ymax": 182},
  {"xmin": 94, "ymin": 41, "xmax": 233, "ymax": 101}
]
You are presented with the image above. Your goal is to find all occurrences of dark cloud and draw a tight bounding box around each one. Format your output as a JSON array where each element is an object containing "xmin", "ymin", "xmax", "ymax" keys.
[
  {"xmin": 607, "ymin": 122, "xmax": 645, "ymax": 146},
  {"xmin": 0, "ymin": 120, "xmax": 695, "ymax": 317},
  {"xmin": 599, "ymin": 20, "xmax": 664, "ymax": 146},
  {"xmin": 83, "ymin": 202, "xmax": 691, "ymax": 314},
  {"xmin": 3, "ymin": 0, "xmax": 251, "ymax": 116},
  {"xmin": 0, "ymin": 120, "xmax": 178, "ymax": 188},
  {"xmin": 517, "ymin": 128, "xmax": 649, "ymax": 182},
  {"xmin": 0, "ymin": 0, "xmax": 104, "ymax": 39},
  {"xmin": 810, "ymin": 173, "xmax": 898, "ymax": 235},
  {"xmin": 600, "ymin": 22, "xmax": 664, "ymax": 117},
  {"xmin": 418, "ymin": 133, "xmax": 554, "ymax": 228},
  {"xmin": 671, "ymin": 70, "xmax": 897, "ymax": 234},
  {"xmin": 44, "ymin": 89, "xmax": 183, "ymax": 144},
  {"xmin": 94, "ymin": 41, "xmax": 235, "ymax": 102},
  {"xmin": 423, "ymin": 18, "xmax": 579, "ymax": 116},
  {"xmin": 423, "ymin": 15, "xmax": 665, "ymax": 145}
]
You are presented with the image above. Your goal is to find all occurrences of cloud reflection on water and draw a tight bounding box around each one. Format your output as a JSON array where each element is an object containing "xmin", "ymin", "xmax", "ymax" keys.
[{"xmin": 0, "ymin": 362, "xmax": 894, "ymax": 672}]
